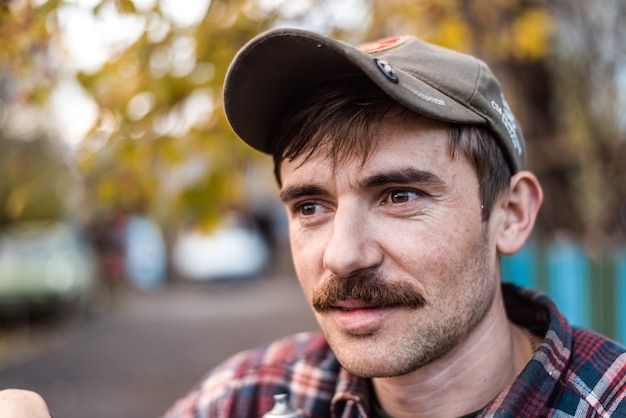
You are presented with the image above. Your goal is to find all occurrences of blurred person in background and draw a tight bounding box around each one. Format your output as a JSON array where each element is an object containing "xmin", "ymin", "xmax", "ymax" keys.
[{"xmin": 3, "ymin": 28, "xmax": 625, "ymax": 418}]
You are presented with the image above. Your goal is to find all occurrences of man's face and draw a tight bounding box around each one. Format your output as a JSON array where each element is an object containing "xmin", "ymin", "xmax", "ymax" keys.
[{"xmin": 279, "ymin": 117, "xmax": 501, "ymax": 378}]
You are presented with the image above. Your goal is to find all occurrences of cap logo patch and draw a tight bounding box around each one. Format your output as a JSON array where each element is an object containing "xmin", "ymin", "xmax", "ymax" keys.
[
  {"xmin": 491, "ymin": 95, "xmax": 522, "ymax": 155},
  {"xmin": 358, "ymin": 36, "xmax": 411, "ymax": 54}
]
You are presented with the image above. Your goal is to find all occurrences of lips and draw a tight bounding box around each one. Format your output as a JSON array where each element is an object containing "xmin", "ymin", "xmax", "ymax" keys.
[
  {"xmin": 327, "ymin": 301, "xmax": 393, "ymax": 334},
  {"xmin": 333, "ymin": 300, "xmax": 378, "ymax": 311}
]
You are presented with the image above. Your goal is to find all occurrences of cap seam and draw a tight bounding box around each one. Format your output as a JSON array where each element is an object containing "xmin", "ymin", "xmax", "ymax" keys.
[
  {"xmin": 468, "ymin": 58, "xmax": 483, "ymax": 107},
  {"xmin": 463, "ymin": 59, "xmax": 492, "ymax": 126}
]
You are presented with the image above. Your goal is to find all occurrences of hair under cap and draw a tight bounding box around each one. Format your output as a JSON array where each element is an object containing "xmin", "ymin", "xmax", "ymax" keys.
[{"xmin": 223, "ymin": 28, "xmax": 526, "ymax": 173}]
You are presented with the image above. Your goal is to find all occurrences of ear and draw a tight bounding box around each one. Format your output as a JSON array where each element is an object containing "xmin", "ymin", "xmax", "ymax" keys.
[{"xmin": 495, "ymin": 171, "xmax": 543, "ymax": 255}]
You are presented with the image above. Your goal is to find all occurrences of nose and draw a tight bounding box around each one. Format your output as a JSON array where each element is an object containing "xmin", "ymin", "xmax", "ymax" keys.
[{"xmin": 322, "ymin": 204, "xmax": 383, "ymax": 277}]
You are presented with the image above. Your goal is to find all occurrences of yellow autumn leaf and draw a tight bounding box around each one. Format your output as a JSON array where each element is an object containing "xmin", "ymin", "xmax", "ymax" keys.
[{"xmin": 511, "ymin": 8, "xmax": 554, "ymax": 60}]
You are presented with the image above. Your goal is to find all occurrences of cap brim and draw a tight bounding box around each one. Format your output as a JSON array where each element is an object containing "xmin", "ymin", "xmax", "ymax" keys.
[{"xmin": 223, "ymin": 28, "xmax": 484, "ymax": 154}]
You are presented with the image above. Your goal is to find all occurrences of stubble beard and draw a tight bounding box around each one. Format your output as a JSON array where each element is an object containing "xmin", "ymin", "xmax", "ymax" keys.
[{"xmin": 312, "ymin": 231, "xmax": 496, "ymax": 378}]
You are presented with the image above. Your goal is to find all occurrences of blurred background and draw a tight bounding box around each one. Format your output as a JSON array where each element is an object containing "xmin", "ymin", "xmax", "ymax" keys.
[{"xmin": 0, "ymin": 0, "xmax": 625, "ymax": 417}]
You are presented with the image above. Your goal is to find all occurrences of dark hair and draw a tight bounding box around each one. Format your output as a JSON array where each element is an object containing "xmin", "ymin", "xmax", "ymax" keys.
[{"xmin": 271, "ymin": 75, "xmax": 511, "ymax": 220}]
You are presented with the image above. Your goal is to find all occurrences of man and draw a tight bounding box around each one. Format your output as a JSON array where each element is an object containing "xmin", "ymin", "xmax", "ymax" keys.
[{"xmin": 162, "ymin": 28, "xmax": 626, "ymax": 417}]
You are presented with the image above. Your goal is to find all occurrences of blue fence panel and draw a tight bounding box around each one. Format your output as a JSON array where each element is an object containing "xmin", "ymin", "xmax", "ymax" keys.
[
  {"xmin": 545, "ymin": 241, "xmax": 591, "ymax": 329},
  {"xmin": 501, "ymin": 240, "xmax": 625, "ymax": 343},
  {"xmin": 501, "ymin": 241, "xmax": 538, "ymax": 288}
]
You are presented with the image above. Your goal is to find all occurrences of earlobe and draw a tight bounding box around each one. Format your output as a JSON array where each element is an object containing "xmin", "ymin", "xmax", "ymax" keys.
[{"xmin": 495, "ymin": 171, "xmax": 544, "ymax": 255}]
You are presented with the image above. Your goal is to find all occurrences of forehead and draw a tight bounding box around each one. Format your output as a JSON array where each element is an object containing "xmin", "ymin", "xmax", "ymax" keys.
[{"xmin": 279, "ymin": 117, "xmax": 470, "ymax": 183}]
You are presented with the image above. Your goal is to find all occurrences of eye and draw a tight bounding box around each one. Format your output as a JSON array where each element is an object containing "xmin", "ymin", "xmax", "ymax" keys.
[
  {"xmin": 296, "ymin": 202, "xmax": 325, "ymax": 216},
  {"xmin": 387, "ymin": 189, "xmax": 421, "ymax": 204}
]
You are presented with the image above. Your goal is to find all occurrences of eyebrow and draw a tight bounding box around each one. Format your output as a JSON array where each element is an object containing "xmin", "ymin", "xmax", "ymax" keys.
[
  {"xmin": 279, "ymin": 184, "xmax": 328, "ymax": 203},
  {"xmin": 279, "ymin": 168, "xmax": 445, "ymax": 203},
  {"xmin": 358, "ymin": 167, "xmax": 445, "ymax": 190}
]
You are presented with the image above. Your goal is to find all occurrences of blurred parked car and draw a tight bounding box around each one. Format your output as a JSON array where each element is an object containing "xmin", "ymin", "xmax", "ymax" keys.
[
  {"xmin": 172, "ymin": 213, "xmax": 270, "ymax": 282},
  {"xmin": 0, "ymin": 221, "xmax": 98, "ymax": 318}
]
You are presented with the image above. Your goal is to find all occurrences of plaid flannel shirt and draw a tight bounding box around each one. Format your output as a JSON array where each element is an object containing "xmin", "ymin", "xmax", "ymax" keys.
[{"xmin": 163, "ymin": 284, "xmax": 626, "ymax": 417}]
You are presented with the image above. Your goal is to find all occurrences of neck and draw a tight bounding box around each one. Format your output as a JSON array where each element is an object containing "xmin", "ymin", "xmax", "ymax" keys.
[{"xmin": 371, "ymin": 294, "xmax": 534, "ymax": 418}]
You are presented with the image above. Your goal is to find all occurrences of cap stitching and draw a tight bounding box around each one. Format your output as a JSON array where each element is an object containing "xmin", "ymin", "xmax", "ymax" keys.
[{"xmin": 468, "ymin": 58, "xmax": 483, "ymax": 105}]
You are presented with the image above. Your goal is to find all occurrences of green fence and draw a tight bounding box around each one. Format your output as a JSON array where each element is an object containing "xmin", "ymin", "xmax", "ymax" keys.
[{"xmin": 501, "ymin": 240, "xmax": 626, "ymax": 344}]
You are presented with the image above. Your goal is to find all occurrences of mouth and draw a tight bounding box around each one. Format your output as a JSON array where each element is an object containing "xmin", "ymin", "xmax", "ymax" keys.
[
  {"xmin": 325, "ymin": 301, "xmax": 395, "ymax": 334},
  {"xmin": 311, "ymin": 273, "xmax": 426, "ymax": 314},
  {"xmin": 332, "ymin": 301, "xmax": 380, "ymax": 311}
]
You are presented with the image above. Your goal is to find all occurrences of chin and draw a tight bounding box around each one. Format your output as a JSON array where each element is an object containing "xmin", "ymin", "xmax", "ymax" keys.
[
  {"xmin": 339, "ymin": 356, "xmax": 422, "ymax": 379},
  {"xmin": 329, "ymin": 337, "xmax": 430, "ymax": 378},
  {"xmin": 328, "ymin": 326, "xmax": 463, "ymax": 379}
]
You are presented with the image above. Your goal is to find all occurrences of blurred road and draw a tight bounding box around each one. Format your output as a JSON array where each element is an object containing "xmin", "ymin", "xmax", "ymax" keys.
[{"xmin": 0, "ymin": 273, "xmax": 319, "ymax": 418}]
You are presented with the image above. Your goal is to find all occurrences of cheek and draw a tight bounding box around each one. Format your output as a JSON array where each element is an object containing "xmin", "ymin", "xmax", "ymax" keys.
[
  {"xmin": 391, "ymin": 218, "xmax": 488, "ymax": 290},
  {"xmin": 394, "ymin": 218, "xmax": 465, "ymax": 262},
  {"xmin": 288, "ymin": 228, "xmax": 326, "ymax": 294}
]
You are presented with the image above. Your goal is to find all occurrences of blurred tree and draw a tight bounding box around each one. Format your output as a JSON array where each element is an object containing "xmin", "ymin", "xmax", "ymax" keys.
[
  {"xmin": 0, "ymin": 0, "xmax": 78, "ymax": 227},
  {"xmin": 0, "ymin": 0, "xmax": 61, "ymax": 107},
  {"xmin": 0, "ymin": 131, "xmax": 83, "ymax": 226},
  {"xmin": 546, "ymin": 0, "xmax": 626, "ymax": 247},
  {"xmin": 72, "ymin": 0, "xmax": 273, "ymax": 231}
]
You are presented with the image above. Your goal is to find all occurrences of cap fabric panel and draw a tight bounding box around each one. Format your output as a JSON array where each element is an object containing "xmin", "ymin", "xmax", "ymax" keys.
[{"xmin": 224, "ymin": 31, "xmax": 360, "ymax": 154}]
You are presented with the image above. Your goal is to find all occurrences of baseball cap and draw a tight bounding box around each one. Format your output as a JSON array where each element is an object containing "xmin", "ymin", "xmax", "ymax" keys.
[{"xmin": 223, "ymin": 28, "xmax": 526, "ymax": 172}]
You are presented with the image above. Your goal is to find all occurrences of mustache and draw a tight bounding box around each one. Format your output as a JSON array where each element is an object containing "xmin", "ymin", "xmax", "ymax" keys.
[{"xmin": 311, "ymin": 271, "xmax": 426, "ymax": 312}]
